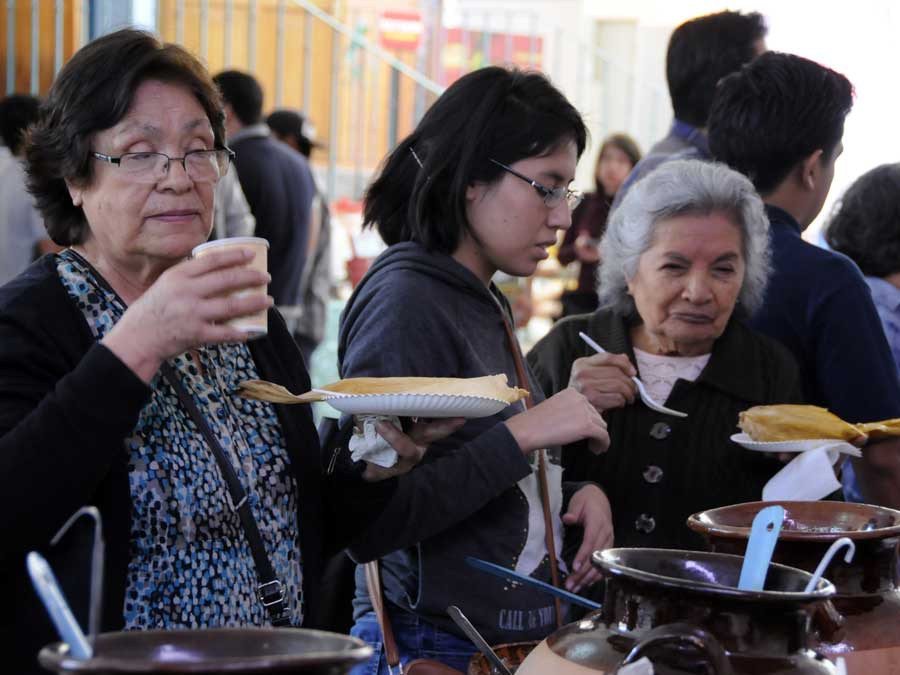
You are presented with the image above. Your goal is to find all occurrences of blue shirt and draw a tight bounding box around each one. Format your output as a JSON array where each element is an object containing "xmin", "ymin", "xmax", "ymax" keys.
[
  {"xmin": 866, "ymin": 276, "xmax": 900, "ymax": 382},
  {"xmin": 751, "ymin": 206, "xmax": 900, "ymax": 504},
  {"xmin": 611, "ymin": 119, "xmax": 711, "ymax": 212},
  {"xmin": 750, "ymin": 205, "xmax": 900, "ymax": 422}
]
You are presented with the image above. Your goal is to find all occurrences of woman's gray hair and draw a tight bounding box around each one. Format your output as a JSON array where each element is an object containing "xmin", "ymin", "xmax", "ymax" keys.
[{"xmin": 598, "ymin": 159, "xmax": 771, "ymax": 316}]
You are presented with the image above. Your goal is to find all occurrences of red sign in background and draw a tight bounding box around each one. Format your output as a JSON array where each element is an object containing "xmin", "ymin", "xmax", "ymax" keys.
[
  {"xmin": 441, "ymin": 28, "xmax": 543, "ymax": 85},
  {"xmin": 379, "ymin": 10, "xmax": 423, "ymax": 52}
]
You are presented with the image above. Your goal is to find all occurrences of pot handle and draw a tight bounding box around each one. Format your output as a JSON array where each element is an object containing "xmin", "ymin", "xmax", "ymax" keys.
[
  {"xmin": 617, "ymin": 623, "xmax": 734, "ymax": 675},
  {"xmin": 812, "ymin": 598, "xmax": 845, "ymax": 645}
]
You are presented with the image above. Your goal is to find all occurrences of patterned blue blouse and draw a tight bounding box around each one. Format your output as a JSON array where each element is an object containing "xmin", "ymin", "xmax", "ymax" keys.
[{"xmin": 56, "ymin": 250, "xmax": 304, "ymax": 628}]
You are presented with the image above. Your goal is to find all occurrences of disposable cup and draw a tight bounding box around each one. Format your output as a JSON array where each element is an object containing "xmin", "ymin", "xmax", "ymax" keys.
[{"xmin": 191, "ymin": 236, "xmax": 269, "ymax": 339}]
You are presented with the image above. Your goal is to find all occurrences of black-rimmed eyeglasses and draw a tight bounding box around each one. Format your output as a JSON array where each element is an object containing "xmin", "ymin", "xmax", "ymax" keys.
[
  {"xmin": 91, "ymin": 148, "xmax": 235, "ymax": 184},
  {"xmin": 490, "ymin": 158, "xmax": 583, "ymax": 211}
]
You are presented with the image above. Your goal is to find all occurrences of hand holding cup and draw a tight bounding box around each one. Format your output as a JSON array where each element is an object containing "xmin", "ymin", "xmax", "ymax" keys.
[{"xmin": 102, "ymin": 240, "xmax": 272, "ymax": 383}]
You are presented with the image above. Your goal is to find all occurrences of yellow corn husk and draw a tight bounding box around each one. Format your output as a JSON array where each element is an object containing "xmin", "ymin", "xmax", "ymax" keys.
[
  {"xmin": 238, "ymin": 373, "xmax": 530, "ymax": 405},
  {"xmin": 738, "ymin": 404, "xmax": 868, "ymax": 444},
  {"xmin": 857, "ymin": 418, "xmax": 900, "ymax": 440}
]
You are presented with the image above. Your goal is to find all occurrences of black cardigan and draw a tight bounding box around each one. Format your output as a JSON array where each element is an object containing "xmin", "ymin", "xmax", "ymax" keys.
[
  {"xmin": 527, "ymin": 309, "xmax": 803, "ymax": 552},
  {"xmin": 0, "ymin": 255, "xmax": 371, "ymax": 673}
]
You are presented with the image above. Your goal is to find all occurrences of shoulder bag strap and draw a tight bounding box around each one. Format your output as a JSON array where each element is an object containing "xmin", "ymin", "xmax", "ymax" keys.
[
  {"xmin": 161, "ymin": 363, "xmax": 292, "ymax": 627},
  {"xmin": 365, "ymin": 560, "xmax": 402, "ymax": 671},
  {"xmin": 497, "ymin": 309, "xmax": 565, "ymax": 629}
]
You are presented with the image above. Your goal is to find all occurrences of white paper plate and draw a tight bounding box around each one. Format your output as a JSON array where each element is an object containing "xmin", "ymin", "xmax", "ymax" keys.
[
  {"xmin": 730, "ymin": 433, "xmax": 862, "ymax": 457},
  {"xmin": 318, "ymin": 393, "xmax": 509, "ymax": 418}
]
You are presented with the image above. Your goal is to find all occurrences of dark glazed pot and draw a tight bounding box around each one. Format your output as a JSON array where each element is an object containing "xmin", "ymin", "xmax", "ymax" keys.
[
  {"xmin": 688, "ymin": 500, "xmax": 900, "ymax": 668},
  {"xmin": 38, "ymin": 627, "xmax": 372, "ymax": 674},
  {"xmin": 515, "ymin": 548, "xmax": 836, "ymax": 675}
]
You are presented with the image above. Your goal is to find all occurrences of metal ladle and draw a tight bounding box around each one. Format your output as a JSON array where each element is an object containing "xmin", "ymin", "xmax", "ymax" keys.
[{"xmin": 447, "ymin": 605, "xmax": 513, "ymax": 675}]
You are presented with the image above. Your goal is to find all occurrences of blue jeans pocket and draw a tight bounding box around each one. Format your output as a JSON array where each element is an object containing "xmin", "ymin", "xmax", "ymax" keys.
[{"xmin": 349, "ymin": 617, "xmax": 383, "ymax": 675}]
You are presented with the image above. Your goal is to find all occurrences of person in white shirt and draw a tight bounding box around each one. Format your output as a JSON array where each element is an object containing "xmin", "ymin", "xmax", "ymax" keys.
[{"xmin": 0, "ymin": 95, "xmax": 58, "ymax": 285}]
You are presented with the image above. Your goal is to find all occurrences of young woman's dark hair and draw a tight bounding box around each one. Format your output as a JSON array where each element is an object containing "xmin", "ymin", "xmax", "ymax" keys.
[
  {"xmin": 25, "ymin": 28, "xmax": 226, "ymax": 246},
  {"xmin": 212, "ymin": 70, "xmax": 264, "ymax": 126},
  {"xmin": 708, "ymin": 52, "xmax": 853, "ymax": 195},
  {"xmin": 364, "ymin": 66, "xmax": 587, "ymax": 253},
  {"xmin": 825, "ymin": 163, "xmax": 900, "ymax": 278},
  {"xmin": 666, "ymin": 10, "xmax": 767, "ymax": 129}
]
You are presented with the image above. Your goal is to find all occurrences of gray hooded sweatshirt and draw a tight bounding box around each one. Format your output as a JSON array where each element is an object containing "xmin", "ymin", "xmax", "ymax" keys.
[{"xmin": 338, "ymin": 241, "xmax": 585, "ymax": 645}]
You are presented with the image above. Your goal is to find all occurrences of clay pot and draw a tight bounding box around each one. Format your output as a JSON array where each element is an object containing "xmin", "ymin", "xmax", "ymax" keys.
[
  {"xmin": 38, "ymin": 627, "xmax": 372, "ymax": 674},
  {"xmin": 514, "ymin": 548, "xmax": 836, "ymax": 675},
  {"xmin": 688, "ymin": 500, "xmax": 900, "ymax": 670}
]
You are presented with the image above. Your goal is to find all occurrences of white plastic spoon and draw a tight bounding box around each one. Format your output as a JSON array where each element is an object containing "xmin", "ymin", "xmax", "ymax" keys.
[
  {"xmin": 803, "ymin": 537, "xmax": 855, "ymax": 594},
  {"xmin": 578, "ymin": 332, "xmax": 688, "ymax": 418}
]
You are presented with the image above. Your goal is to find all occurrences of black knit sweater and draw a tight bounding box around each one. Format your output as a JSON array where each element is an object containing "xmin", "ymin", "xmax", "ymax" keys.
[{"xmin": 527, "ymin": 308, "xmax": 803, "ymax": 551}]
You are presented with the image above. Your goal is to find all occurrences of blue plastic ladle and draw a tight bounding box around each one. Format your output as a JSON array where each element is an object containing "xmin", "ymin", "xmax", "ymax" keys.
[{"xmin": 737, "ymin": 504, "xmax": 785, "ymax": 591}]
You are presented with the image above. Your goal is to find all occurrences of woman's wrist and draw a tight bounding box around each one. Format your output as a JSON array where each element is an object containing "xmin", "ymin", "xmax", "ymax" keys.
[
  {"xmin": 102, "ymin": 324, "xmax": 164, "ymax": 384},
  {"xmin": 503, "ymin": 415, "xmax": 535, "ymax": 454}
]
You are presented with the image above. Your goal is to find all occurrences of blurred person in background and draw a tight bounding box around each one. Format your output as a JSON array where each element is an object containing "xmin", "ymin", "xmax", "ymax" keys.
[
  {"xmin": 212, "ymin": 169, "xmax": 256, "ymax": 240},
  {"xmin": 266, "ymin": 109, "xmax": 331, "ymax": 363},
  {"xmin": 214, "ymin": 71, "xmax": 316, "ymax": 309},
  {"xmin": 557, "ymin": 133, "xmax": 641, "ymax": 317},
  {"xmin": 612, "ymin": 10, "xmax": 767, "ymax": 210},
  {"xmin": 825, "ymin": 163, "xmax": 900, "ymax": 380},
  {"xmin": 0, "ymin": 94, "xmax": 59, "ymax": 285},
  {"xmin": 709, "ymin": 52, "xmax": 900, "ymax": 508}
]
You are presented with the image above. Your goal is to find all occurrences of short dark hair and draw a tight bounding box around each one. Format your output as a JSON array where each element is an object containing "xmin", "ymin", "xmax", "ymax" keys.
[
  {"xmin": 0, "ymin": 94, "xmax": 41, "ymax": 154},
  {"xmin": 25, "ymin": 29, "xmax": 226, "ymax": 246},
  {"xmin": 666, "ymin": 10, "xmax": 767, "ymax": 128},
  {"xmin": 266, "ymin": 109, "xmax": 314, "ymax": 158},
  {"xmin": 364, "ymin": 66, "xmax": 587, "ymax": 252},
  {"xmin": 213, "ymin": 70, "xmax": 263, "ymax": 126},
  {"xmin": 598, "ymin": 133, "xmax": 642, "ymax": 169},
  {"xmin": 708, "ymin": 52, "xmax": 853, "ymax": 194},
  {"xmin": 825, "ymin": 163, "xmax": 900, "ymax": 278}
]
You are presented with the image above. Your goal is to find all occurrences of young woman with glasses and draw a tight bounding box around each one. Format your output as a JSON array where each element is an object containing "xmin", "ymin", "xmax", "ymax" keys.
[{"xmin": 339, "ymin": 66, "xmax": 612, "ymax": 674}]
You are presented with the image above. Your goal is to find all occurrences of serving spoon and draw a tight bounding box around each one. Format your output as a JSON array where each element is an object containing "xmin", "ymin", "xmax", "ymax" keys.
[
  {"xmin": 447, "ymin": 605, "xmax": 513, "ymax": 675},
  {"xmin": 578, "ymin": 332, "xmax": 688, "ymax": 418}
]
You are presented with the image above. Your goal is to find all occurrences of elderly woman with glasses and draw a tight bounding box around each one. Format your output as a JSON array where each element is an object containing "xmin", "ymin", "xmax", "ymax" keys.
[
  {"xmin": 0, "ymin": 29, "xmax": 459, "ymax": 674},
  {"xmin": 528, "ymin": 159, "xmax": 802, "ymax": 553},
  {"xmin": 339, "ymin": 66, "xmax": 611, "ymax": 674}
]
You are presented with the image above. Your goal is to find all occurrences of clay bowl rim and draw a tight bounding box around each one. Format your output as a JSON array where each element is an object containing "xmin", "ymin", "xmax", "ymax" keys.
[
  {"xmin": 593, "ymin": 547, "xmax": 835, "ymax": 603},
  {"xmin": 38, "ymin": 627, "xmax": 374, "ymax": 673},
  {"xmin": 686, "ymin": 500, "xmax": 900, "ymax": 542}
]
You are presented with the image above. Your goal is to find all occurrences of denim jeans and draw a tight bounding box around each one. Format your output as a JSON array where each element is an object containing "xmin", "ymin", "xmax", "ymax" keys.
[{"xmin": 349, "ymin": 609, "xmax": 477, "ymax": 675}]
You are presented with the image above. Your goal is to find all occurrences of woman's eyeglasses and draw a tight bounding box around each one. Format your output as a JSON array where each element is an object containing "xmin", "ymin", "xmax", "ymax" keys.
[
  {"xmin": 91, "ymin": 148, "xmax": 235, "ymax": 184},
  {"xmin": 490, "ymin": 159, "xmax": 583, "ymax": 211}
]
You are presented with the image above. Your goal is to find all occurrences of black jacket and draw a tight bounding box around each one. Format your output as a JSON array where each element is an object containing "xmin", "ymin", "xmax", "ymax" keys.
[
  {"xmin": 0, "ymin": 255, "xmax": 378, "ymax": 673},
  {"xmin": 527, "ymin": 308, "xmax": 802, "ymax": 551}
]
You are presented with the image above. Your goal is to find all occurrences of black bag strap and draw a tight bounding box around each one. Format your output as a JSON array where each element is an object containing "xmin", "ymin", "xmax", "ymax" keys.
[{"xmin": 160, "ymin": 362, "xmax": 291, "ymax": 626}]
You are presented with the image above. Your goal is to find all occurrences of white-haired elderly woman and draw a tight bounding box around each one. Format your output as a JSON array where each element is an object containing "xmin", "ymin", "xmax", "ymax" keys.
[{"xmin": 528, "ymin": 159, "xmax": 802, "ymax": 551}]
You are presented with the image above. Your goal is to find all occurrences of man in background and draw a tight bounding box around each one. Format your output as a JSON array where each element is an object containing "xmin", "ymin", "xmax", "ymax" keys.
[
  {"xmin": 213, "ymin": 71, "xmax": 316, "ymax": 308},
  {"xmin": 612, "ymin": 10, "xmax": 767, "ymax": 210},
  {"xmin": 709, "ymin": 51, "xmax": 900, "ymax": 508},
  {"xmin": 0, "ymin": 95, "xmax": 58, "ymax": 285},
  {"xmin": 266, "ymin": 109, "xmax": 332, "ymax": 364}
]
